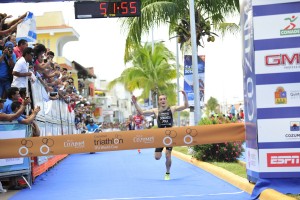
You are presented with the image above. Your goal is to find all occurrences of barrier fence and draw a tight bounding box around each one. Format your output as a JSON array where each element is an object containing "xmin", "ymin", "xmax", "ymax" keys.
[{"xmin": 0, "ymin": 79, "xmax": 77, "ymax": 186}]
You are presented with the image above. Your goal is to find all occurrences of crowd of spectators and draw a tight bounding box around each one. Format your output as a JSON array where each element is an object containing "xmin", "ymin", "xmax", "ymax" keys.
[{"xmin": 0, "ymin": 11, "xmax": 95, "ymax": 133}]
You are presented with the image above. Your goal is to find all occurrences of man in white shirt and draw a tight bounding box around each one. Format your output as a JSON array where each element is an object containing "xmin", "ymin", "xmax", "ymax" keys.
[{"xmin": 11, "ymin": 47, "xmax": 34, "ymax": 88}]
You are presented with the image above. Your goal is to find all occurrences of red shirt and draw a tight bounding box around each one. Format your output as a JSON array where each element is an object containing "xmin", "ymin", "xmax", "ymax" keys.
[
  {"xmin": 133, "ymin": 115, "xmax": 143, "ymax": 127},
  {"xmin": 13, "ymin": 46, "xmax": 22, "ymax": 60}
]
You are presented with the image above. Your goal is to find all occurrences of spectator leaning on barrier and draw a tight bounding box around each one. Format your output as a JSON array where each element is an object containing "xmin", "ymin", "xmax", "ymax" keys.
[
  {"xmin": 3, "ymin": 87, "xmax": 20, "ymax": 114},
  {"xmin": 86, "ymin": 118, "xmax": 99, "ymax": 133},
  {"xmin": 0, "ymin": 41, "xmax": 16, "ymax": 98},
  {"xmin": 11, "ymin": 101, "xmax": 41, "ymax": 136},
  {"xmin": 0, "ymin": 97, "xmax": 30, "ymax": 121},
  {"xmin": 13, "ymin": 39, "xmax": 28, "ymax": 60},
  {"xmin": 11, "ymin": 47, "xmax": 34, "ymax": 88}
]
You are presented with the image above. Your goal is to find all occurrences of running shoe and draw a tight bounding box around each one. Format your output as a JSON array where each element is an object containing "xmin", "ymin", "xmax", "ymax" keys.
[
  {"xmin": 0, "ymin": 189, "xmax": 7, "ymax": 193},
  {"xmin": 164, "ymin": 173, "xmax": 170, "ymax": 180}
]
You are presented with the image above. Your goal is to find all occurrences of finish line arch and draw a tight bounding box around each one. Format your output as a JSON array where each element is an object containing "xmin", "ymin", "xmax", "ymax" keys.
[{"xmin": 0, "ymin": 123, "xmax": 245, "ymax": 158}]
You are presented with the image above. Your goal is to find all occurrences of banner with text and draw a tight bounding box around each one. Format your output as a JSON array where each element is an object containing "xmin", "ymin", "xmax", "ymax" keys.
[
  {"xmin": 0, "ymin": 123, "xmax": 245, "ymax": 158},
  {"xmin": 184, "ymin": 55, "xmax": 205, "ymax": 107}
]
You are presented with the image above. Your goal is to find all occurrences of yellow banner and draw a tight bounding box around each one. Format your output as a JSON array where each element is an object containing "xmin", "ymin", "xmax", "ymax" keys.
[{"xmin": 0, "ymin": 123, "xmax": 245, "ymax": 158}]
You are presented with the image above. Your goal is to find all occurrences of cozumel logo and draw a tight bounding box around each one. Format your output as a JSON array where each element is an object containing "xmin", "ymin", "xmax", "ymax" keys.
[{"xmin": 280, "ymin": 16, "xmax": 300, "ymax": 36}]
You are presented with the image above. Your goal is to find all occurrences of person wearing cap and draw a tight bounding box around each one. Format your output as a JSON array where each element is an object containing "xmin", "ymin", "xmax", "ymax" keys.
[
  {"xmin": 0, "ymin": 41, "xmax": 16, "ymax": 97},
  {"xmin": 0, "ymin": 96, "xmax": 31, "ymax": 121},
  {"xmin": 86, "ymin": 119, "xmax": 99, "ymax": 133}
]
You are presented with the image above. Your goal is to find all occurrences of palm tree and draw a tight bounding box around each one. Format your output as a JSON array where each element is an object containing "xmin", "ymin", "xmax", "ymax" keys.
[
  {"xmin": 121, "ymin": 0, "xmax": 240, "ymax": 59},
  {"xmin": 108, "ymin": 42, "xmax": 177, "ymax": 107}
]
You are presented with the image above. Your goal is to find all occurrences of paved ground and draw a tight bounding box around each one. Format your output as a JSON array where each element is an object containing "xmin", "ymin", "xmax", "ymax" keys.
[{"xmin": 3, "ymin": 149, "xmax": 251, "ymax": 200}]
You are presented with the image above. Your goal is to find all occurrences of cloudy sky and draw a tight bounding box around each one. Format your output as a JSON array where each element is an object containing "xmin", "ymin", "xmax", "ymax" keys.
[{"xmin": 0, "ymin": 1, "xmax": 243, "ymax": 105}]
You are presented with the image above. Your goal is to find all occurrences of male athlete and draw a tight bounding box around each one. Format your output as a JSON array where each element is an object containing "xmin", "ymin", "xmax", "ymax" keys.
[{"xmin": 132, "ymin": 90, "xmax": 188, "ymax": 180}]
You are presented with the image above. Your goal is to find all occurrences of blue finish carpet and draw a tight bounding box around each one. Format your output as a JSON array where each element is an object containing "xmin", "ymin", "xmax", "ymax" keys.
[{"xmin": 10, "ymin": 149, "xmax": 251, "ymax": 200}]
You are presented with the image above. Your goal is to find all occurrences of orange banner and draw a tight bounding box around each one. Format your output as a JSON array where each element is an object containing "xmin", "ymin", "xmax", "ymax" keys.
[{"xmin": 0, "ymin": 123, "xmax": 245, "ymax": 158}]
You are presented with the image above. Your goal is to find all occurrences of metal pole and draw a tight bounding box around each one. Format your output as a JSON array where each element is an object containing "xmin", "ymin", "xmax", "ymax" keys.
[
  {"xmin": 151, "ymin": 26, "xmax": 154, "ymax": 53},
  {"xmin": 189, "ymin": 0, "xmax": 201, "ymax": 125},
  {"xmin": 176, "ymin": 39, "xmax": 180, "ymax": 127},
  {"xmin": 150, "ymin": 26, "xmax": 154, "ymax": 107}
]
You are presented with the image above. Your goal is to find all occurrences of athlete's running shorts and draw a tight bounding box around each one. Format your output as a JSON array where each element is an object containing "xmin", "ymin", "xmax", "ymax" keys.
[{"xmin": 155, "ymin": 147, "xmax": 173, "ymax": 152}]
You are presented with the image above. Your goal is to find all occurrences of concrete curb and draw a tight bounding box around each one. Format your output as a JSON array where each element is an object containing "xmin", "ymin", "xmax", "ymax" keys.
[{"xmin": 172, "ymin": 150, "xmax": 296, "ymax": 200}]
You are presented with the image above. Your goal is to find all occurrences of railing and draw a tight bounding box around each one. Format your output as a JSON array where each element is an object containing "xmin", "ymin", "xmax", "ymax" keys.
[{"xmin": 0, "ymin": 79, "xmax": 78, "ymax": 187}]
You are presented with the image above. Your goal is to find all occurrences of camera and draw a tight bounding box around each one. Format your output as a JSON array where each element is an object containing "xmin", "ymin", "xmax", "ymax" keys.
[
  {"xmin": 50, "ymin": 92, "xmax": 58, "ymax": 97},
  {"xmin": 7, "ymin": 47, "xmax": 13, "ymax": 54}
]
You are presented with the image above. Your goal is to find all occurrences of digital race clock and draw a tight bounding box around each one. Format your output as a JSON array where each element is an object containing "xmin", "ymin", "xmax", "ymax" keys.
[{"xmin": 74, "ymin": 0, "xmax": 141, "ymax": 19}]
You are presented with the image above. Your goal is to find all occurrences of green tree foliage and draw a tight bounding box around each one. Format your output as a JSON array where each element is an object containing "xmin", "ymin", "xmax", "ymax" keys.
[
  {"xmin": 206, "ymin": 96, "xmax": 219, "ymax": 116},
  {"xmin": 192, "ymin": 117, "xmax": 244, "ymax": 162},
  {"xmin": 121, "ymin": 0, "xmax": 240, "ymax": 61},
  {"xmin": 108, "ymin": 42, "xmax": 177, "ymax": 106}
]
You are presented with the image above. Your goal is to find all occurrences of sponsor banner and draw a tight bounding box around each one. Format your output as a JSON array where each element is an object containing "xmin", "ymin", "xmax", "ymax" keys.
[
  {"xmin": 258, "ymin": 141, "xmax": 300, "ymax": 149},
  {"xmin": 258, "ymin": 118, "xmax": 300, "ymax": 143},
  {"xmin": 254, "ymin": 37, "xmax": 300, "ymax": 51},
  {"xmin": 255, "ymin": 48, "xmax": 300, "ymax": 74},
  {"xmin": 258, "ymin": 172, "xmax": 300, "ymax": 178},
  {"xmin": 257, "ymin": 107, "xmax": 300, "ymax": 119},
  {"xmin": 0, "ymin": 123, "xmax": 245, "ymax": 158},
  {"xmin": 259, "ymin": 149, "xmax": 300, "ymax": 175},
  {"xmin": 246, "ymin": 147, "xmax": 260, "ymax": 172},
  {"xmin": 0, "ymin": 128, "xmax": 26, "ymax": 166},
  {"xmin": 241, "ymin": 0, "xmax": 258, "ymax": 150},
  {"xmin": 256, "ymin": 83, "xmax": 300, "ymax": 108},
  {"xmin": 256, "ymin": 72, "xmax": 300, "ymax": 85},
  {"xmin": 253, "ymin": 13, "xmax": 300, "ymax": 40},
  {"xmin": 253, "ymin": 0, "xmax": 300, "ymax": 6},
  {"xmin": 183, "ymin": 55, "xmax": 205, "ymax": 107}
]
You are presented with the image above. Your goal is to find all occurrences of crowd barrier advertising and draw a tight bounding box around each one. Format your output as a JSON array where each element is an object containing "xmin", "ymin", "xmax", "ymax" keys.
[
  {"xmin": 241, "ymin": 0, "xmax": 300, "ymax": 197},
  {"xmin": 0, "ymin": 123, "xmax": 30, "ymax": 175},
  {"xmin": 0, "ymin": 123, "xmax": 245, "ymax": 158},
  {"xmin": 183, "ymin": 55, "xmax": 205, "ymax": 107}
]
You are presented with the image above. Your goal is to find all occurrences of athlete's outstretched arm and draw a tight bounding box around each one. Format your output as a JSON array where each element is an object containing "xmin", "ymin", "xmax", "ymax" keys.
[
  {"xmin": 174, "ymin": 90, "xmax": 189, "ymax": 111},
  {"xmin": 131, "ymin": 95, "xmax": 155, "ymax": 116}
]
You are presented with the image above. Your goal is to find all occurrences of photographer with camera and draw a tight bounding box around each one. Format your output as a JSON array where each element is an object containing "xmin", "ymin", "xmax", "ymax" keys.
[{"xmin": 0, "ymin": 41, "xmax": 16, "ymax": 98}]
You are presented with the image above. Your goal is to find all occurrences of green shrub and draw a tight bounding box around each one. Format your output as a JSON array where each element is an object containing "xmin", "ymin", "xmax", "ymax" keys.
[{"xmin": 192, "ymin": 117, "xmax": 244, "ymax": 162}]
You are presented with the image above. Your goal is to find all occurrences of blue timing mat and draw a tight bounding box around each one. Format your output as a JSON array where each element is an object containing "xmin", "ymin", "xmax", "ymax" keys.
[{"xmin": 10, "ymin": 149, "xmax": 251, "ymax": 200}]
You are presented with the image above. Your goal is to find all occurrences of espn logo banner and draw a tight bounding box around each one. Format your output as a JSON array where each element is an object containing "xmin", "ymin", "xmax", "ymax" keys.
[{"xmin": 267, "ymin": 152, "xmax": 300, "ymax": 167}]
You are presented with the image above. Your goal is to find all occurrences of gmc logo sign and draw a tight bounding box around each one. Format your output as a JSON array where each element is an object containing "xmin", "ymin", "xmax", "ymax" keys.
[
  {"xmin": 267, "ymin": 153, "xmax": 300, "ymax": 167},
  {"xmin": 265, "ymin": 54, "xmax": 300, "ymax": 66}
]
